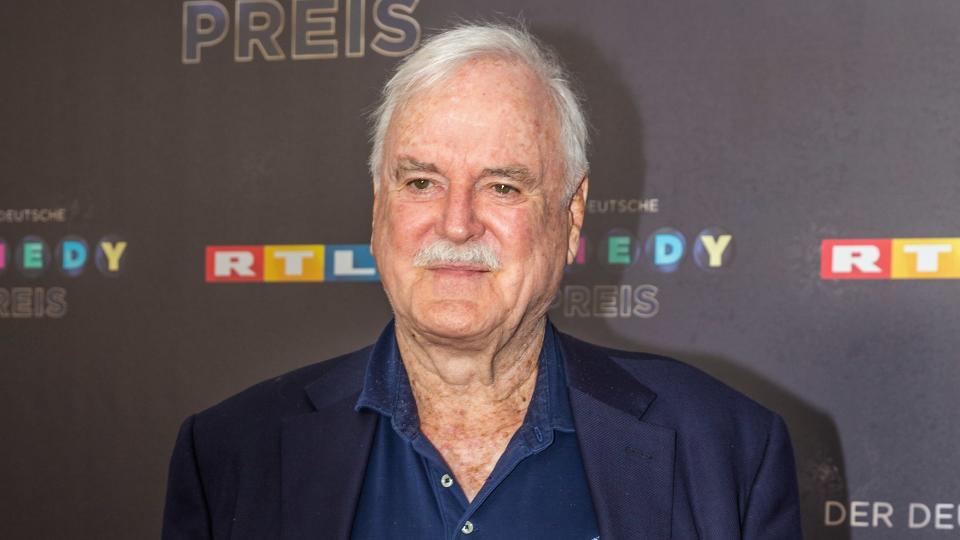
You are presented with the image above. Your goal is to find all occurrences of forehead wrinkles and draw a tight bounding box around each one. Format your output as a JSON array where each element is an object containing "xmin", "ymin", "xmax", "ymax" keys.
[{"xmin": 384, "ymin": 59, "xmax": 562, "ymax": 179}]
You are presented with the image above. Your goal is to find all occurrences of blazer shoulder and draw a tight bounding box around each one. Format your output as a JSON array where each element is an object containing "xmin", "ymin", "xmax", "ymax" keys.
[
  {"xmin": 190, "ymin": 345, "xmax": 372, "ymax": 439},
  {"xmin": 559, "ymin": 331, "xmax": 777, "ymax": 426}
]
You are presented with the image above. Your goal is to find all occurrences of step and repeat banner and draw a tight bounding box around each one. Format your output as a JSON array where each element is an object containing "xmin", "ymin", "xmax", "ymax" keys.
[{"xmin": 2, "ymin": 1, "xmax": 958, "ymax": 538}]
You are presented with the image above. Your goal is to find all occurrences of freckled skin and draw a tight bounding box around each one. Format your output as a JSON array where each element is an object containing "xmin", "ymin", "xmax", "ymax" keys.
[{"xmin": 371, "ymin": 58, "xmax": 589, "ymax": 501}]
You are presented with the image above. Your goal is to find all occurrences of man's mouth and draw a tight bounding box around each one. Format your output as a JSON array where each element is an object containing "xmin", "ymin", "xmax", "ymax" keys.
[{"xmin": 426, "ymin": 263, "xmax": 492, "ymax": 273}]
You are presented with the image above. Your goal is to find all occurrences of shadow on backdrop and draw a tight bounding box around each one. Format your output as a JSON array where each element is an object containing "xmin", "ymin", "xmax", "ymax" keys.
[{"xmin": 537, "ymin": 24, "xmax": 851, "ymax": 540}]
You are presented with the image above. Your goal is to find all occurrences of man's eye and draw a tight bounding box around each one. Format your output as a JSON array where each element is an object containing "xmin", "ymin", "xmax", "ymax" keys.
[
  {"xmin": 408, "ymin": 179, "xmax": 432, "ymax": 190},
  {"xmin": 492, "ymin": 183, "xmax": 517, "ymax": 195}
]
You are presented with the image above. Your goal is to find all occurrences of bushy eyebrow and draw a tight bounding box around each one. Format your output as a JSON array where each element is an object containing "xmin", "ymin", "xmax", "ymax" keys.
[
  {"xmin": 394, "ymin": 155, "xmax": 537, "ymax": 186},
  {"xmin": 480, "ymin": 165, "xmax": 536, "ymax": 185},
  {"xmin": 395, "ymin": 156, "xmax": 439, "ymax": 179}
]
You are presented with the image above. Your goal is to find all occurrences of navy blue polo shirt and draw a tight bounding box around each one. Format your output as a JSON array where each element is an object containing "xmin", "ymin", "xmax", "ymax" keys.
[{"xmin": 351, "ymin": 322, "xmax": 600, "ymax": 540}]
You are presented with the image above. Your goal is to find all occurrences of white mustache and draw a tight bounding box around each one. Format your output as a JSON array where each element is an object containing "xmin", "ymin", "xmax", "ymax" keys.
[{"xmin": 412, "ymin": 240, "xmax": 502, "ymax": 271}]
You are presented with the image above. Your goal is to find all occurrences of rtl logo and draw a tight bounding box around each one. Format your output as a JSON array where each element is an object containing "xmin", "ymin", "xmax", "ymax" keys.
[
  {"xmin": 821, "ymin": 238, "xmax": 960, "ymax": 279},
  {"xmin": 206, "ymin": 244, "xmax": 378, "ymax": 282}
]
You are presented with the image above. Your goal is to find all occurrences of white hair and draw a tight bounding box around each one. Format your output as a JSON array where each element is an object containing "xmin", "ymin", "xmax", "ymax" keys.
[{"xmin": 368, "ymin": 23, "xmax": 589, "ymax": 200}]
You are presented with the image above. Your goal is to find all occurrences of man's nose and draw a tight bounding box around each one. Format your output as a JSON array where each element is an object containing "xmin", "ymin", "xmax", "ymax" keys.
[{"xmin": 438, "ymin": 183, "xmax": 485, "ymax": 242}]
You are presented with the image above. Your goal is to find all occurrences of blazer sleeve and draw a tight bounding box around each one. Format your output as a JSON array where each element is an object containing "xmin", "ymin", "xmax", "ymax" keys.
[
  {"xmin": 741, "ymin": 413, "xmax": 803, "ymax": 539},
  {"xmin": 162, "ymin": 415, "xmax": 213, "ymax": 540}
]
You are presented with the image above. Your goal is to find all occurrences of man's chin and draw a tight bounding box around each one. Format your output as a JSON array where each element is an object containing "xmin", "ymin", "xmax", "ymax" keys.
[{"xmin": 407, "ymin": 302, "xmax": 498, "ymax": 342}]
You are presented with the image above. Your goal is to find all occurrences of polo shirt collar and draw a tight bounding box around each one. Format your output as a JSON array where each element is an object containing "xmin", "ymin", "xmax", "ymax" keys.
[{"xmin": 354, "ymin": 320, "xmax": 575, "ymax": 444}]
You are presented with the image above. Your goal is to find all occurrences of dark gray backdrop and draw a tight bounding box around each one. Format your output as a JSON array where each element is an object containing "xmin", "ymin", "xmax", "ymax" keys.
[{"xmin": 2, "ymin": 1, "xmax": 958, "ymax": 538}]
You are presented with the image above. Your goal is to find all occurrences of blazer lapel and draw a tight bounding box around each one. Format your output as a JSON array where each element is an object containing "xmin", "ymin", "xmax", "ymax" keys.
[
  {"xmin": 280, "ymin": 360, "xmax": 377, "ymax": 540},
  {"xmin": 561, "ymin": 333, "xmax": 676, "ymax": 539}
]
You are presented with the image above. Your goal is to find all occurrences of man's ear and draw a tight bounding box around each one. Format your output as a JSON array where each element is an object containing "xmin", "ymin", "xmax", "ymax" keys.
[{"xmin": 566, "ymin": 176, "xmax": 589, "ymax": 265}]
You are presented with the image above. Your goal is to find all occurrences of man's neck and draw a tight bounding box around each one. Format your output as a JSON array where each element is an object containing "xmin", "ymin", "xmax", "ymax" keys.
[
  {"xmin": 394, "ymin": 317, "xmax": 547, "ymax": 500},
  {"xmin": 395, "ymin": 317, "xmax": 545, "ymax": 417}
]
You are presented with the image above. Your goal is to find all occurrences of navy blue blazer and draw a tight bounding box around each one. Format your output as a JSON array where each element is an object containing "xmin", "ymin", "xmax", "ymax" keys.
[{"xmin": 162, "ymin": 332, "xmax": 802, "ymax": 539}]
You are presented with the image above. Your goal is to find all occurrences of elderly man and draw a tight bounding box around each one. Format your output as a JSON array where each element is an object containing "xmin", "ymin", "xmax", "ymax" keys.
[{"xmin": 163, "ymin": 23, "xmax": 802, "ymax": 539}]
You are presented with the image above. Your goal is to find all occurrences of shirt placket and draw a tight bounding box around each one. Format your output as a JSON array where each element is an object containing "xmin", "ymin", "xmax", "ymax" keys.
[{"xmin": 412, "ymin": 436, "xmax": 477, "ymax": 539}]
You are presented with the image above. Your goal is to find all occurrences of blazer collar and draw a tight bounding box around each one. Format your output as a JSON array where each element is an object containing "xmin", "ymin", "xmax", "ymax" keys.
[{"xmin": 560, "ymin": 332, "xmax": 677, "ymax": 540}]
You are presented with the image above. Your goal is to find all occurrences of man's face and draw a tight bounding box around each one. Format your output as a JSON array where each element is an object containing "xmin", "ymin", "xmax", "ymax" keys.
[{"xmin": 372, "ymin": 57, "xmax": 586, "ymax": 343}]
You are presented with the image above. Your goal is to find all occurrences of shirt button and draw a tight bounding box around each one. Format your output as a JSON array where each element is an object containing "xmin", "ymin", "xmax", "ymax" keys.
[
  {"xmin": 440, "ymin": 474, "xmax": 454, "ymax": 488},
  {"xmin": 461, "ymin": 521, "xmax": 475, "ymax": 534}
]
